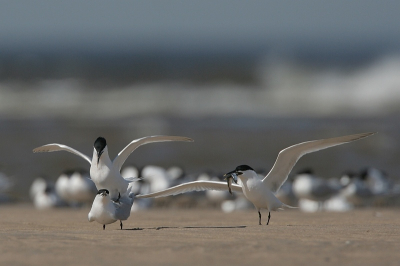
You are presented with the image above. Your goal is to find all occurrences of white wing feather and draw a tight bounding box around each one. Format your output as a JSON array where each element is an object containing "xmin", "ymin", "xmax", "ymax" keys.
[
  {"xmin": 263, "ymin": 132, "xmax": 375, "ymax": 193},
  {"xmin": 135, "ymin": 181, "xmax": 242, "ymax": 198},
  {"xmin": 113, "ymin": 135, "xmax": 193, "ymax": 171},
  {"xmin": 123, "ymin": 176, "xmax": 142, "ymax": 183},
  {"xmin": 33, "ymin": 144, "xmax": 91, "ymax": 165}
]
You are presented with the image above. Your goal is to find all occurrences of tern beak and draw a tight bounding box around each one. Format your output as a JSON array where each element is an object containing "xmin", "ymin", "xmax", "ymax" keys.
[
  {"xmin": 223, "ymin": 170, "xmax": 239, "ymax": 195},
  {"xmin": 97, "ymin": 150, "xmax": 104, "ymax": 165},
  {"xmin": 223, "ymin": 170, "xmax": 235, "ymax": 178},
  {"xmin": 224, "ymin": 170, "xmax": 238, "ymax": 184}
]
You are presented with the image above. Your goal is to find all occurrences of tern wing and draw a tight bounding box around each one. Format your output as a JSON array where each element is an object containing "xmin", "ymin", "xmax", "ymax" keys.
[
  {"xmin": 112, "ymin": 195, "xmax": 134, "ymax": 221},
  {"xmin": 262, "ymin": 132, "xmax": 375, "ymax": 193},
  {"xmin": 113, "ymin": 135, "xmax": 193, "ymax": 171},
  {"xmin": 33, "ymin": 144, "xmax": 92, "ymax": 165},
  {"xmin": 123, "ymin": 176, "xmax": 142, "ymax": 183},
  {"xmin": 136, "ymin": 181, "xmax": 243, "ymax": 198}
]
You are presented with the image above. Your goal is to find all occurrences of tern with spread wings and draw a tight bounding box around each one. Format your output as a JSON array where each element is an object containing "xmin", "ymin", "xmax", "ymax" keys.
[
  {"xmin": 136, "ymin": 132, "xmax": 374, "ymax": 225},
  {"xmin": 33, "ymin": 135, "xmax": 193, "ymax": 200}
]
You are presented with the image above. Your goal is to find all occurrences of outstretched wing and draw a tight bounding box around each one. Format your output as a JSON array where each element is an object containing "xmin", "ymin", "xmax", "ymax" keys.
[
  {"xmin": 123, "ymin": 176, "xmax": 142, "ymax": 183},
  {"xmin": 136, "ymin": 181, "xmax": 243, "ymax": 198},
  {"xmin": 263, "ymin": 132, "xmax": 375, "ymax": 193},
  {"xmin": 33, "ymin": 144, "xmax": 92, "ymax": 165},
  {"xmin": 113, "ymin": 135, "xmax": 193, "ymax": 171}
]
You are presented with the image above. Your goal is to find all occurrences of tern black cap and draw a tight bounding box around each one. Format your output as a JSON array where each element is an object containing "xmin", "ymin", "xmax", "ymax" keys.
[
  {"xmin": 94, "ymin": 137, "xmax": 107, "ymax": 153},
  {"xmin": 235, "ymin": 165, "xmax": 254, "ymax": 172}
]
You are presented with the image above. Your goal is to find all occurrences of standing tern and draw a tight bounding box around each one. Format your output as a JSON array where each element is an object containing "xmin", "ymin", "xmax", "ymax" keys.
[
  {"xmin": 136, "ymin": 132, "xmax": 375, "ymax": 225},
  {"xmin": 33, "ymin": 135, "xmax": 193, "ymax": 200},
  {"xmin": 68, "ymin": 170, "xmax": 97, "ymax": 204},
  {"xmin": 292, "ymin": 169, "xmax": 341, "ymax": 205},
  {"xmin": 88, "ymin": 188, "xmax": 134, "ymax": 230},
  {"xmin": 55, "ymin": 169, "xmax": 97, "ymax": 206},
  {"xmin": 30, "ymin": 177, "xmax": 64, "ymax": 210},
  {"xmin": 55, "ymin": 170, "xmax": 73, "ymax": 203}
]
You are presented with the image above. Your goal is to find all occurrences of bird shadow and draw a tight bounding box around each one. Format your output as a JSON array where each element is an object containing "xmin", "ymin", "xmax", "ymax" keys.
[{"xmin": 123, "ymin": 225, "xmax": 246, "ymax": 231}]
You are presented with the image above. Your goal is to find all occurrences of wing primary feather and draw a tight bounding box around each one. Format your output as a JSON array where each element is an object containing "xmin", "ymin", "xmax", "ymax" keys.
[
  {"xmin": 113, "ymin": 135, "xmax": 193, "ymax": 171},
  {"xmin": 33, "ymin": 144, "xmax": 92, "ymax": 165},
  {"xmin": 262, "ymin": 132, "xmax": 375, "ymax": 193},
  {"xmin": 136, "ymin": 181, "xmax": 242, "ymax": 198}
]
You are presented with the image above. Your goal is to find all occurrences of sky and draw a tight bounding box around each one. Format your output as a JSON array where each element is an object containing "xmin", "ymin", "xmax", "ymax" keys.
[{"xmin": 1, "ymin": 1, "xmax": 400, "ymax": 54}]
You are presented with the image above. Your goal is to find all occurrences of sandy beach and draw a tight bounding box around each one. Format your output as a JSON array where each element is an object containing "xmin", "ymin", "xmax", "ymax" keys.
[{"xmin": 0, "ymin": 205, "xmax": 399, "ymax": 265}]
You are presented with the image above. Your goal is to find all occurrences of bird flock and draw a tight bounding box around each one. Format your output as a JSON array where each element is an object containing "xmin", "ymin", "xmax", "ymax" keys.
[{"xmin": 25, "ymin": 132, "xmax": 399, "ymax": 229}]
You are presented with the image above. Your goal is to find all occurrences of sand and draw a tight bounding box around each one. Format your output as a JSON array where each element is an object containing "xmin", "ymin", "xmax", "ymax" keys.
[{"xmin": 1, "ymin": 204, "xmax": 399, "ymax": 266}]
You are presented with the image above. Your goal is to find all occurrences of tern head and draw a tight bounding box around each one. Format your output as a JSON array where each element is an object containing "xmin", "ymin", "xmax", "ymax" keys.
[
  {"xmin": 97, "ymin": 189, "xmax": 109, "ymax": 197},
  {"xmin": 224, "ymin": 165, "xmax": 254, "ymax": 183},
  {"xmin": 94, "ymin": 137, "xmax": 107, "ymax": 164}
]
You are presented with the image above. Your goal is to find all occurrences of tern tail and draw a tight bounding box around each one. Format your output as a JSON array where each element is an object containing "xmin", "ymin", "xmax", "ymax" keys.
[{"xmin": 278, "ymin": 203, "xmax": 298, "ymax": 211}]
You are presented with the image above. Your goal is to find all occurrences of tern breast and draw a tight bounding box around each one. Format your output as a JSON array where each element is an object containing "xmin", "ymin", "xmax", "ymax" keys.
[{"xmin": 89, "ymin": 196, "xmax": 117, "ymax": 225}]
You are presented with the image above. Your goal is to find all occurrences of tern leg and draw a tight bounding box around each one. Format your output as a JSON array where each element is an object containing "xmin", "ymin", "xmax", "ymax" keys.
[
  {"xmin": 120, "ymin": 220, "xmax": 123, "ymax": 230},
  {"xmin": 266, "ymin": 212, "xmax": 271, "ymax": 225},
  {"xmin": 103, "ymin": 224, "xmax": 105, "ymax": 230},
  {"xmin": 258, "ymin": 211, "xmax": 262, "ymax": 225}
]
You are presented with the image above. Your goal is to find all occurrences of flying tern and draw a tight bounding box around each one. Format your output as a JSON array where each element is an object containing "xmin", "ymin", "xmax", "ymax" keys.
[
  {"xmin": 136, "ymin": 132, "xmax": 375, "ymax": 225},
  {"xmin": 33, "ymin": 135, "xmax": 193, "ymax": 200},
  {"xmin": 88, "ymin": 188, "xmax": 134, "ymax": 230}
]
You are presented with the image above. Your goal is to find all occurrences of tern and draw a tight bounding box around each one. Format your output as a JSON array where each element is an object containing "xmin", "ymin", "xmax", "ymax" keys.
[
  {"xmin": 292, "ymin": 169, "xmax": 341, "ymax": 202},
  {"xmin": 55, "ymin": 170, "xmax": 97, "ymax": 206},
  {"xmin": 30, "ymin": 177, "xmax": 64, "ymax": 210},
  {"xmin": 68, "ymin": 170, "xmax": 97, "ymax": 204},
  {"xmin": 339, "ymin": 170, "xmax": 376, "ymax": 207},
  {"xmin": 88, "ymin": 188, "xmax": 134, "ymax": 230},
  {"xmin": 136, "ymin": 132, "xmax": 375, "ymax": 225},
  {"xmin": 33, "ymin": 135, "xmax": 193, "ymax": 200}
]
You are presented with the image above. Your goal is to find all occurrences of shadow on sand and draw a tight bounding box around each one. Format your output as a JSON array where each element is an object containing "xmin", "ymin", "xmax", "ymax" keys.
[{"xmin": 124, "ymin": 225, "xmax": 246, "ymax": 231}]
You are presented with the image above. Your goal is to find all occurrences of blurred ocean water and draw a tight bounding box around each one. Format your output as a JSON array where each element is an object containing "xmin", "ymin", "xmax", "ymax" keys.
[{"xmin": 1, "ymin": 55, "xmax": 400, "ymax": 119}]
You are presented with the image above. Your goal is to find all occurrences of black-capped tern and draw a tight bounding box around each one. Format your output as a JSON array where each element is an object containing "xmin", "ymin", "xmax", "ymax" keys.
[
  {"xmin": 30, "ymin": 177, "xmax": 64, "ymax": 210},
  {"xmin": 136, "ymin": 132, "xmax": 375, "ymax": 225},
  {"xmin": 33, "ymin": 135, "xmax": 193, "ymax": 200},
  {"xmin": 88, "ymin": 188, "xmax": 134, "ymax": 230}
]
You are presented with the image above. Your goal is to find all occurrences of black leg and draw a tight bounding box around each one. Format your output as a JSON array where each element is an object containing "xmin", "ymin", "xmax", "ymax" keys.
[
  {"xmin": 120, "ymin": 220, "xmax": 123, "ymax": 230},
  {"xmin": 258, "ymin": 211, "xmax": 262, "ymax": 225},
  {"xmin": 103, "ymin": 224, "xmax": 105, "ymax": 230},
  {"xmin": 266, "ymin": 212, "xmax": 271, "ymax": 225}
]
